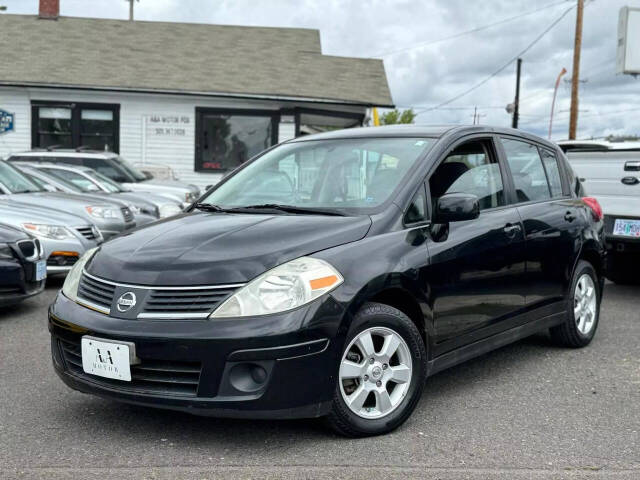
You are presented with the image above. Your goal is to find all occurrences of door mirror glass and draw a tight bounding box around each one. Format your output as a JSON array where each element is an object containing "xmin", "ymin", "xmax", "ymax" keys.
[{"xmin": 433, "ymin": 193, "xmax": 480, "ymax": 223}]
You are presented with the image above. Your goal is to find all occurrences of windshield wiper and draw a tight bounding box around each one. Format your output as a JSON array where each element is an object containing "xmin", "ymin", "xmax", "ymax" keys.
[
  {"xmin": 228, "ymin": 204, "xmax": 346, "ymax": 216},
  {"xmin": 193, "ymin": 202, "xmax": 227, "ymax": 212}
]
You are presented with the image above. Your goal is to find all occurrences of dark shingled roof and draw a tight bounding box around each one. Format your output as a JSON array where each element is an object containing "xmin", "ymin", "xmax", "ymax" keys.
[{"xmin": 0, "ymin": 15, "xmax": 393, "ymax": 107}]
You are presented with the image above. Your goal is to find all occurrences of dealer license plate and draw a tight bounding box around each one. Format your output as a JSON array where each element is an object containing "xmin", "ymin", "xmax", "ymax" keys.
[
  {"xmin": 613, "ymin": 219, "xmax": 640, "ymax": 238},
  {"xmin": 35, "ymin": 260, "xmax": 46, "ymax": 281},
  {"xmin": 81, "ymin": 336, "xmax": 132, "ymax": 381}
]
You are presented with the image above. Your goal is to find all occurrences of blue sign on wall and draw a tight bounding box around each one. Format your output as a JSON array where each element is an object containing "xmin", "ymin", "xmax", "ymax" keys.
[{"xmin": 0, "ymin": 109, "xmax": 15, "ymax": 135}]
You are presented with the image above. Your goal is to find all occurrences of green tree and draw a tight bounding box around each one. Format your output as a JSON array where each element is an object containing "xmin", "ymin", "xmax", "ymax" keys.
[{"xmin": 380, "ymin": 108, "xmax": 416, "ymax": 125}]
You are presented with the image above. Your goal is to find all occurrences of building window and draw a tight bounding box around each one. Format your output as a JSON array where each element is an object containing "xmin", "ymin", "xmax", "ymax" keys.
[
  {"xmin": 31, "ymin": 102, "xmax": 119, "ymax": 152},
  {"xmin": 195, "ymin": 109, "xmax": 278, "ymax": 172}
]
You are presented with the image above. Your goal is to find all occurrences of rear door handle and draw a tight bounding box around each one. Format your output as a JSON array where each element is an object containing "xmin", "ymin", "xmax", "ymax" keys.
[
  {"xmin": 564, "ymin": 211, "xmax": 576, "ymax": 222},
  {"xmin": 503, "ymin": 223, "xmax": 521, "ymax": 237},
  {"xmin": 621, "ymin": 176, "xmax": 639, "ymax": 186},
  {"xmin": 624, "ymin": 161, "xmax": 640, "ymax": 172}
]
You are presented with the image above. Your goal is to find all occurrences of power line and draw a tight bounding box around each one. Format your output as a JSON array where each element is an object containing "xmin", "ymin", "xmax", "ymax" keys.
[
  {"xmin": 414, "ymin": 4, "xmax": 577, "ymax": 114},
  {"xmin": 369, "ymin": 0, "xmax": 570, "ymax": 58}
]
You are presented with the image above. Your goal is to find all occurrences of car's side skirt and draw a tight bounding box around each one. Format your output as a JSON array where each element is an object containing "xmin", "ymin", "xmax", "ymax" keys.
[{"xmin": 427, "ymin": 310, "xmax": 566, "ymax": 377}]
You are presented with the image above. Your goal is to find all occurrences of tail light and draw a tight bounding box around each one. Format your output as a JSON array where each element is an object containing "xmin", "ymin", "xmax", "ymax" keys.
[{"xmin": 582, "ymin": 197, "xmax": 603, "ymax": 221}]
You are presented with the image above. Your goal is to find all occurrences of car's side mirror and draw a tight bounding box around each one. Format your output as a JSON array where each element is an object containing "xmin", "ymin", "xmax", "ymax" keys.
[
  {"xmin": 143, "ymin": 171, "xmax": 154, "ymax": 180},
  {"xmin": 433, "ymin": 193, "xmax": 480, "ymax": 223}
]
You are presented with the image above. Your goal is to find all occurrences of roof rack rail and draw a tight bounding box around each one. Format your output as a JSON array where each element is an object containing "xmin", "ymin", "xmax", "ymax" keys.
[{"xmin": 45, "ymin": 144, "xmax": 65, "ymax": 151}]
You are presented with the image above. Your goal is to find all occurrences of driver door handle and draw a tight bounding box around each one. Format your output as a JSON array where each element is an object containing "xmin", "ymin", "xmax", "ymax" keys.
[{"xmin": 503, "ymin": 223, "xmax": 521, "ymax": 237}]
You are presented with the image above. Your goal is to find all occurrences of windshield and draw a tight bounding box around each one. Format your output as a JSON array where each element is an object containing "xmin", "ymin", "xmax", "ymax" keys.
[
  {"xmin": 87, "ymin": 170, "xmax": 125, "ymax": 193},
  {"xmin": 115, "ymin": 156, "xmax": 147, "ymax": 182},
  {"xmin": 41, "ymin": 168, "xmax": 102, "ymax": 193},
  {"xmin": 36, "ymin": 169, "xmax": 84, "ymax": 193},
  {"xmin": 201, "ymin": 137, "xmax": 433, "ymax": 213},
  {"xmin": 0, "ymin": 161, "xmax": 45, "ymax": 194}
]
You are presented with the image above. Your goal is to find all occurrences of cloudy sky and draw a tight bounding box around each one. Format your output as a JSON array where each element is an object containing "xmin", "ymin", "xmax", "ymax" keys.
[{"xmin": 4, "ymin": 0, "xmax": 639, "ymax": 140}]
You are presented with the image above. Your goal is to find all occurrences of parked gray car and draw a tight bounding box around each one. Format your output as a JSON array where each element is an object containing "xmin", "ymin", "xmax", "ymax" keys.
[
  {"xmin": 15, "ymin": 163, "xmax": 183, "ymax": 220},
  {"xmin": 7, "ymin": 151, "xmax": 200, "ymax": 207},
  {"xmin": 0, "ymin": 199, "xmax": 100, "ymax": 274},
  {"xmin": 559, "ymin": 140, "xmax": 640, "ymax": 284},
  {"xmin": 0, "ymin": 160, "xmax": 136, "ymax": 241}
]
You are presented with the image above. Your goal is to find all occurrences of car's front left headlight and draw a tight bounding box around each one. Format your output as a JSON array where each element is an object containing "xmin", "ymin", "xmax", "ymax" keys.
[
  {"xmin": 85, "ymin": 205, "xmax": 120, "ymax": 219},
  {"xmin": 159, "ymin": 203, "xmax": 182, "ymax": 218},
  {"xmin": 61, "ymin": 247, "xmax": 99, "ymax": 303},
  {"xmin": 210, "ymin": 257, "xmax": 343, "ymax": 318},
  {"xmin": 22, "ymin": 223, "xmax": 72, "ymax": 240}
]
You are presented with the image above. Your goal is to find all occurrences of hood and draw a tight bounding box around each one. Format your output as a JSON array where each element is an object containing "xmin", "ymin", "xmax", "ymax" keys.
[
  {"xmin": 6, "ymin": 192, "xmax": 123, "ymax": 212},
  {"xmin": 594, "ymin": 194, "xmax": 640, "ymax": 218},
  {"xmin": 88, "ymin": 212, "xmax": 371, "ymax": 285},
  {"xmin": 0, "ymin": 222, "xmax": 30, "ymax": 243},
  {"xmin": 0, "ymin": 199, "xmax": 89, "ymax": 227}
]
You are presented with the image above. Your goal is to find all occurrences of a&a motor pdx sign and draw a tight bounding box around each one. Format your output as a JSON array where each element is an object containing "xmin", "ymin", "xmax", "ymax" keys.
[{"xmin": 0, "ymin": 109, "xmax": 14, "ymax": 135}]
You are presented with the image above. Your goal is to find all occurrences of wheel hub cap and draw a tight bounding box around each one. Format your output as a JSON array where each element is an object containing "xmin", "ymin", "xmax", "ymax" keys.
[
  {"xmin": 574, "ymin": 273, "xmax": 597, "ymax": 335},
  {"xmin": 339, "ymin": 327, "xmax": 413, "ymax": 419}
]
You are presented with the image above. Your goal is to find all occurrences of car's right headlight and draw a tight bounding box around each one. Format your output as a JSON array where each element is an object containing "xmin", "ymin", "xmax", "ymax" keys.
[
  {"xmin": 159, "ymin": 203, "xmax": 182, "ymax": 218},
  {"xmin": 210, "ymin": 257, "xmax": 343, "ymax": 318},
  {"xmin": 22, "ymin": 223, "xmax": 72, "ymax": 240},
  {"xmin": 61, "ymin": 247, "xmax": 99, "ymax": 303}
]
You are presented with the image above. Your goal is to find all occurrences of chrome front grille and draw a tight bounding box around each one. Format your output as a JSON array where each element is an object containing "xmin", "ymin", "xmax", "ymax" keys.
[
  {"xmin": 121, "ymin": 207, "xmax": 134, "ymax": 223},
  {"xmin": 77, "ymin": 274, "xmax": 116, "ymax": 311},
  {"xmin": 143, "ymin": 288, "xmax": 237, "ymax": 315},
  {"xmin": 75, "ymin": 271, "xmax": 242, "ymax": 319},
  {"xmin": 17, "ymin": 239, "xmax": 37, "ymax": 260},
  {"xmin": 76, "ymin": 226, "xmax": 97, "ymax": 240}
]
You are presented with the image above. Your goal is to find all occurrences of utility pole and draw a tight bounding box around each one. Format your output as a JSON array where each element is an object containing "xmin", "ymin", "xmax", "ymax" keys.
[
  {"xmin": 126, "ymin": 0, "xmax": 138, "ymax": 21},
  {"xmin": 512, "ymin": 58, "xmax": 522, "ymax": 129},
  {"xmin": 569, "ymin": 0, "xmax": 584, "ymax": 139}
]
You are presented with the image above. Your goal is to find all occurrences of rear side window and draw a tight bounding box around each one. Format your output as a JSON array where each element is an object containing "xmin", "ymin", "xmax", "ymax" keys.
[
  {"xmin": 539, "ymin": 149, "xmax": 564, "ymax": 197},
  {"xmin": 501, "ymin": 138, "xmax": 551, "ymax": 203}
]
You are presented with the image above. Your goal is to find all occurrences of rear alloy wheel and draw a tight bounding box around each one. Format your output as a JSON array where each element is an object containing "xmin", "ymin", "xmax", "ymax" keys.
[
  {"xmin": 550, "ymin": 260, "xmax": 600, "ymax": 348},
  {"xmin": 326, "ymin": 302, "xmax": 426, "ymax": 437}
]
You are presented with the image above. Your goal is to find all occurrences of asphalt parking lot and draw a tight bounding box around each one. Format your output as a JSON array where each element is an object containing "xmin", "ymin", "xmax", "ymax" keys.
[{"xmin": 1, "ymin": 279, "xmax": 638, "ymax": 480}]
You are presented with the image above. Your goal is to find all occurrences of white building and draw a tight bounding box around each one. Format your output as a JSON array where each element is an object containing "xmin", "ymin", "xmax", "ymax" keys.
[{"xmin": 0, "ymin": 0, "xmax": 393, "ymax": 188}]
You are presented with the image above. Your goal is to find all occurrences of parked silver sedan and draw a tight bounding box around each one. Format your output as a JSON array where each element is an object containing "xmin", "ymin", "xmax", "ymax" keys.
[
  {"xmin": 16, "ymin": 163, "xmax": 183, "ymax": 220},
  {"xmin": 0, "ymin": 160, "xmax": 136, "ymax": 241},
  {"xmin": 0, "ymin": 199, "xmax": 101, "ymax": 274}
]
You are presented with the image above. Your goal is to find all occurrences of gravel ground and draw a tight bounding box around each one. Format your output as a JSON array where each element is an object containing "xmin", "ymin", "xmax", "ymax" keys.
[{"xmin": 0, "ymin": 278, "xmax": 638, "ymax": 479}]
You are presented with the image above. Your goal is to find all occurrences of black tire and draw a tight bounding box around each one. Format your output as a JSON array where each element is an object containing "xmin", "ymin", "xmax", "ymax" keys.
[
  {"xmin": 325, "ymin": 302, "xmax": 427, "ymax": 437},
  {"xmin": 550, "ymin": 260, "xmax": 601, "ymax": 348}
]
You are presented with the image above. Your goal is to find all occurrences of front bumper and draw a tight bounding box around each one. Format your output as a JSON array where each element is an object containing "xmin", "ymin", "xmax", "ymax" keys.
[
  {"xmin": 49, "ymin": 293, "xmax": 345, "ymax": 418},
  {"xmin": 0, "ymin": 257, "xmax": 45, "ymax": 306}
]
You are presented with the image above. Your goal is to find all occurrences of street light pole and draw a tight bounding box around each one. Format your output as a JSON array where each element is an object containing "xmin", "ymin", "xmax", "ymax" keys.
[{"xmin": 549, "ymin": 67, "xmax": 568, "ymax": 140}]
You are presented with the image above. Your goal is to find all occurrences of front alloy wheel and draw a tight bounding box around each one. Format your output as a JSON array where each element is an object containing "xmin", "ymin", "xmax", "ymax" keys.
[
  {"xmin": 339, "ymin": 327, "xmax": 413, "ymax": 419},
  {"xmin": 326, "ymin": 302, "xmax": 426, "ymax": 437}
]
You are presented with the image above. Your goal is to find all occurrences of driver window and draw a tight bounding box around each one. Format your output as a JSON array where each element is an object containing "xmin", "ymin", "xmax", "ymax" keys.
[{"xmin": 429, "ymin": 139, "xmax": 505, "ymax": 211}]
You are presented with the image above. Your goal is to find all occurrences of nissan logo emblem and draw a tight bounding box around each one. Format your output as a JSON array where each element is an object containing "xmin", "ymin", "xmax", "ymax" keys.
[{"xmin": 116, "ymin": 291, "xmax": 137, "ymax": 312}]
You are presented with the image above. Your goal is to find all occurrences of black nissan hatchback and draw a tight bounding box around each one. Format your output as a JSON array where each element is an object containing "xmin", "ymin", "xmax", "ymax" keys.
[{"xmin": 50, "ymin": 125, "xmax": 605, "ymax": 437}]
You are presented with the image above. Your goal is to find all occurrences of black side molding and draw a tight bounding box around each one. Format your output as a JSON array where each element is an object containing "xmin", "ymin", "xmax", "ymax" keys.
[{"xmin": 228, "ymin": 338, "xmax": 329, "ymax": 361}]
